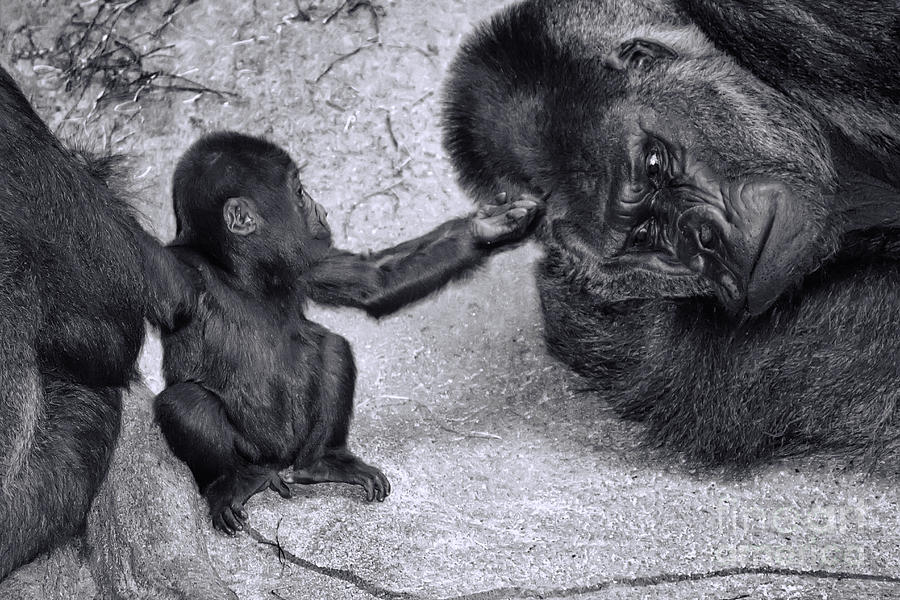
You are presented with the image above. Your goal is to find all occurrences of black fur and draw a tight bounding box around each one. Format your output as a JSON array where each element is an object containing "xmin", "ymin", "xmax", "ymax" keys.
[
  {"xmin": 539, "ymin": 241, "xmax": 900, "ymax": 466},
  {"xmin": 676, "ymin": 0, "xmax": 900, "ymax": 169},
  {"xmin": 0, "ymin": 65, "xmax": 188, "ymax": 581},
  {"xmin": 442, "ymin": 0, "xmax": 900, "ymax": 467},
  {"xmin": 154, "ymin": 131, "xmax": 540, "ymax": 533}
]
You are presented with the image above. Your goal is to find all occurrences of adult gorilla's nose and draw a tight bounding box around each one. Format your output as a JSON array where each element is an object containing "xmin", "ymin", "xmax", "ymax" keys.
[
  {"xmin": 672, "ymin": 179, "xmax": 820, "ymax": 316},
  {"xmin": 673, "ymin": 204, "xmax": 742, "ymax": 307}
]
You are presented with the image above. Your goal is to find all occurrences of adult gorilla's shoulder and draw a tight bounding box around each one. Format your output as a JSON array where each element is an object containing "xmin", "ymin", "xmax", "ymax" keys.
[{"xmin": 676, "ymin": 0, "xmax": 900, "ymax": 168}]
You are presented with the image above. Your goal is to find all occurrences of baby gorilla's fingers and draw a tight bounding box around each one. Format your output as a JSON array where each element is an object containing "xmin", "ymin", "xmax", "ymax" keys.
[
  {"xmin": 511, "ymin": 197, "xmax": 542, "ymax": 210},
  {"xmin": 506, "ymin": 199, "xmax": 542, "ymax": 225},
  {"xmin": 471, "ymin": 193, "xmax": 545, "ymax": 245},
  {"xmin": 475, "ymin": 202, "xmax": 506, "ymax": 219},
  {"xmin": 510, "ymin": 196, "xmax": 544, "ymax": 218},
  {"xmin": 505, "ymin": 207, "xmax": 529, "ymax": 221}
]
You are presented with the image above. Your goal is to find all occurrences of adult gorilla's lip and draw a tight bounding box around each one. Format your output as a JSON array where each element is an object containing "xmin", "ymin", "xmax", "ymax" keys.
[{"xmin": 608, "ymin": 251, "xmax": 695, "ymax": 276}]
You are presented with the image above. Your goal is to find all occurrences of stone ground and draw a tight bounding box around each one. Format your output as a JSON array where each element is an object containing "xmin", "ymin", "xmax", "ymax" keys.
[{"xmin": 2, "ymin": 0, "xmax": 899, "ymax": 598}]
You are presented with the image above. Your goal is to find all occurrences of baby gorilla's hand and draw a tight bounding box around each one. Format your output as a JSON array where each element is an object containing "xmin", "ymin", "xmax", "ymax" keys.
[{"xmin": 471, "ymin": 191, "xmax": 544, "ymax": 246}]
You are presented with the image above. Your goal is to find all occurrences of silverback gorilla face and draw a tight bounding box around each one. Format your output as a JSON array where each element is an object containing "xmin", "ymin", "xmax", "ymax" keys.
[{"xmin": 541, "ymin": 51, "xmax": 838, "ymax": 315}]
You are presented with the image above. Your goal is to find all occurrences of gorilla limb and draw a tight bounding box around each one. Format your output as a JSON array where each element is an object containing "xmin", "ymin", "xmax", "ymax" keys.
[{"xmin": 0, "ymin": 64, "xmax": 190, "ymax": 581}]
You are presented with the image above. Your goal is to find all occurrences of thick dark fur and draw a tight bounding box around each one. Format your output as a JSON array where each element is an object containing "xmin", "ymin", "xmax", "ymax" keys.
[
  {"xmin": 0, "ymin": 66, "xmax": 192, "ymax": 581},
  {"xmin": 676, "ymin": 0, "xmax": 900, "ymax": 172},
  {"xmin": 442, "ymin": 0, "xmax": 900, "ymax": 467},
  {"xmin": 539, "ymin": 241, "xmax": 900, "ymax": 466},
  {"xmin": 154, "ymin": 131, "xmax": 540, "ymax": 532}
]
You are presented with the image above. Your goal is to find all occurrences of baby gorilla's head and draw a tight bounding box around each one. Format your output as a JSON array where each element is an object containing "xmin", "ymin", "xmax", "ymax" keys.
[{"xmin": 171, "ymin": 131, "xmax": 333, "ymax": 272}]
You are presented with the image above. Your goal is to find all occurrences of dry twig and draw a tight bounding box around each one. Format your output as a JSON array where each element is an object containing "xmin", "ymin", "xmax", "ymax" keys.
[
  {"xmin": 313, "ymin": 42, "xmax": 377, "ymax": 83},
  {"xmin": 10, "ymin": 0, "xmax": 234, "ymax": 116}
]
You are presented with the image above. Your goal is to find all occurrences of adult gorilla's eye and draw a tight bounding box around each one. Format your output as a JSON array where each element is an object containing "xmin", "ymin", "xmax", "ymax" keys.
[{"xmin": 646, "ymin": 147, "xmax": 663, "ymax": 182}]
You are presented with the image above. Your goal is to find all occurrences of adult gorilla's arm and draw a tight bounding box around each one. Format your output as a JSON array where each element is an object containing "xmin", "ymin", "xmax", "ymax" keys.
[
  {"xmin": 675, "ymin": 0, "xmax": 900, "ymax": 167},
  {"xmin": 134, "ymin": 226, "xmax": 198, "ymax": 332}
]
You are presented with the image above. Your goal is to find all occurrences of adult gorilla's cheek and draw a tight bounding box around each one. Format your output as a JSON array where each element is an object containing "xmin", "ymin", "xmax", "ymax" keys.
[{"xmin": 674, "ymin": 179, "xmax": 819, "ymax": 315}]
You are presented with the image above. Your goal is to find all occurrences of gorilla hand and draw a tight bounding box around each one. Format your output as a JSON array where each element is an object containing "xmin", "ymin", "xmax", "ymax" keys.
[{"xmin": 471, "ymin": 191, "xmax": 545, "ymax": 246}]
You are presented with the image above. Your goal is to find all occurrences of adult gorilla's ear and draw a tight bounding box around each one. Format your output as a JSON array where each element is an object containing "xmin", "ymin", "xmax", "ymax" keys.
[
  {"xmin": 223, "ymin": 197, "xmax": 259, "ymax": 236},
  {"xmin": 604, "ymin": 38, "xmax": 678, "ymax": 71}
]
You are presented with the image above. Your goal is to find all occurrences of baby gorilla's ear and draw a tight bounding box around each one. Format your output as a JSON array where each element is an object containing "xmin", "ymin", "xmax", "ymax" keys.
[{"xmin": 223, "ymin": 197, "xmax": 259, "ymax": 236}]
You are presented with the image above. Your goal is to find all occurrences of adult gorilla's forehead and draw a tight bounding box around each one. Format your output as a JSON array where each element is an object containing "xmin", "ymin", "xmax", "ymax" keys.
[{"xmin": 613, "ymin": 57, "xmax": 837, "ymax": 190}]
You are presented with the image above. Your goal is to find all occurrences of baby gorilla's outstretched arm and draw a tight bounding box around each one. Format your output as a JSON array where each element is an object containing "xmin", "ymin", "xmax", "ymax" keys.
[{"xmin": 305, "ymin": 191, "xmax": 542, "ymax": 317}]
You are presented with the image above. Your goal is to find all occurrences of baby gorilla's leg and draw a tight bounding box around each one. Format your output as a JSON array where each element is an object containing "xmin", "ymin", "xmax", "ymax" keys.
[
  {"xmin": 284, "ymin": 331, "xmax": 391, "ymax": 502},
  {"xmin": 155, "ymin": 382, "xmax": 291, "ymax": 534}
]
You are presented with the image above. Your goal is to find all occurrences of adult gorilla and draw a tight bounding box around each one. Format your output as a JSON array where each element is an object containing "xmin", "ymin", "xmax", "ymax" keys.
[
  {"xmin": 0, "ymin": 65, "xmax": 191, "ymax": 580},
  {"xmin": 443, "ymin": 0, "xmax": 900, "ymax": 465}
]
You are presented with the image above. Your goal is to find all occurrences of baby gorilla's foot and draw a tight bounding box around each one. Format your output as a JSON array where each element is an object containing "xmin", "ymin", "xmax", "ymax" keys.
[
  {"xmin": 205, "ymin": 468, "xmax": 289, "ymax": 534},
  {"xmin": 284, "ymin": 448, "xmax": 391, "ymax": 502},
  {"xmin": 207, "ymin": 493, "xmax": 248, "ymax": 535}
]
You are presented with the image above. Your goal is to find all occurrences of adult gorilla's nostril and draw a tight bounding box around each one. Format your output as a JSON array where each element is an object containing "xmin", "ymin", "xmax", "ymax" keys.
[{"xmin": 698, "ymin": 222, "xmax": 715, "ymax": 248}]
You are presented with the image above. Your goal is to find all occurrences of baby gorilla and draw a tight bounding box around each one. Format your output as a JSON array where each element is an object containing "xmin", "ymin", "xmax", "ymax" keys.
[{"xmin": 154, "ymin": 131, "xmax": 541, "ymax": 533}]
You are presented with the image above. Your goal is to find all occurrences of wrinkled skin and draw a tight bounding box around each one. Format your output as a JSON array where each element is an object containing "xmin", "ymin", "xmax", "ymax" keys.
[{"xmin": 540, "ymin": 56, "xmax": 836, "ymax": 316}]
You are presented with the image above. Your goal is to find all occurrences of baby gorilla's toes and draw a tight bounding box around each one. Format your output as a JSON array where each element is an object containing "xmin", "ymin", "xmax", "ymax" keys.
[
  {"xmin": 268, "ymin": 474, "xmax": 293, "ymax": 499},
  {"xmin": 286, "ymin": 450, "xmax": 392, "ymax": 502},
  {"xmin": 354, "ymin": 462, "xmax": 391, "ymax": 502},
  {"xmin": 210, "ymin": 500, "xmax": 248, "ymax": 535},
  {"xmin": 373, "ymin": 467, "xmax": 391, "ymax": 501}
]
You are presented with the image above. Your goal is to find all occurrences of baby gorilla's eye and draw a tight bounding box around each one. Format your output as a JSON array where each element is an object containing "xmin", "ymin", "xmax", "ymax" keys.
[{"xmin": 295, "ymin": 186, "xmax": 307, "ymax": 209}]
